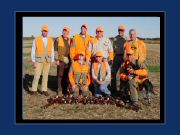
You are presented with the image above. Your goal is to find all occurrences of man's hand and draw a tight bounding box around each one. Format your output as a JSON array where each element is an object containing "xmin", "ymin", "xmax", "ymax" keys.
[
  {"xmin": 108, "ymin": 60, "xmax": 113, "ymax": 65},
  {"xmin": 63, "ymin": 57, "xmax": 69, "ymax": 64},
  {"xmin": 96, "ymin": 79, "xmax": 105, "ymax": 85},
  {"xmin": 99, "ymin": 81, "xmax": 105, "ymax": 85},
  {"xmin": 51, "ymin": 61, "xmax": 56, "ymax": 65},
  {"xmin": 127, "ymin": 68, "xmax": 135, "ymax": 74},
  {"xmin": 33, "ymin": 62, "xmax": 37, "ymax": 69},
  {"xmin": 85, "ymin": 60, "xmax": 90, "ymax": 65},
  {"xmin": 72, "ymin": 85, "xmax": 77, "ymax": 91},
  {"xmin": 128, "ymin": 75, "xmax": 133, "ymax": 80},
  {"xmin": 56, "ymin": 60, "xmax": 60, "ymax": 66}
]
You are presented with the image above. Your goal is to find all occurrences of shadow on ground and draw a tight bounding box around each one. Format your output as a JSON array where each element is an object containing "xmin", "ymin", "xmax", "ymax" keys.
[{"xmin": 23, "ymin": 74, "xmax": 58, "ymax": 92}]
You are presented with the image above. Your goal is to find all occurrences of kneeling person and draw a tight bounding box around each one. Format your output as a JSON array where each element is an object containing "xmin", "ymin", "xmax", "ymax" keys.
[
  {"xmin": 68, "ymin": 52, "xmax": 91, "ymax": 97},
  {"xmin": 120, "ymin": 49, "xmax": 154, "ymax": 105},
  {"xmin": 92, "ymin": 51, "xmax": 111, "ymax": 97}
]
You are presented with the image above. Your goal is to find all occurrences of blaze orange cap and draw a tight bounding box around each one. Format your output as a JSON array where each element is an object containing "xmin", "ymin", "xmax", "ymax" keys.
[
  {"xmin": 127, "ymin": 49, "xmax": 134, "ymax": 55},
  {"xmin": 41, "ymin": 25, "xmax": 48, "ymax": 32},
  {"xmin": 96, "ymin": 26, "xmax": 104, "ymax": 32},
  {"xmin": 118, "ymin": 24, "xmax": 126, "ymax": 30},
  {"xmin": 63, "ymin": 26, "xmax": 70, "ymax": 32},
  {"xmin": 96, "ymin": 51, "xmax": 104, "ymax": 57}
]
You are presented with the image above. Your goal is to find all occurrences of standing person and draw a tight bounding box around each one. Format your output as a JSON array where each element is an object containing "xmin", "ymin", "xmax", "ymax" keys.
[
  {"xmin": 30, "ymin": 25, "xmax": 54, "ymax": 96},
  {"xmin": 86, "ymin": 26, "xmax": 114, "ymax": 64},
  {"xmin": 111, "ymin": 24, "xmax": 126, "ymax": 96},
  {"xmin": 56, "ymin": 26, "xmax": 71, "ymax": 96},
  {"xmin": 70, "ymin": 24, "xmax": 93, "ymax": 62},
  {"xmin": 68, "ymin": 52, "xmax": 91, "ymax": 97},
  {"xmin": 91, "ymin": 51, "xmax": 111, "ymax": 97},
  {"xmin": 124, "ymin": 29, "xmax": 147, "ymax": 62}
]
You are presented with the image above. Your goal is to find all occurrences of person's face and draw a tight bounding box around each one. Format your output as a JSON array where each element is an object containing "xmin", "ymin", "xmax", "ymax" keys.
[
  {"xmin": 81, "ymin": 27, "xmax": 87, "ymax": 35},
  {"xmin": 42, "ymin": 30, "xmax": 48, "ymax": 37},
  {"xmin": 127, "ymin": 54, "xmax": 134, "ymax": 62},
  {"xmin": 129, "ymin": 31, "xmax": 136, "ymax": 41},
  {"xmin": 96, "ymin": 56, "xmax": 103, "ymax": 62},
  {"xmin": 79, "ymin": 54, "xmax": 85, "ymax": 61},
  {"xmin": 62, "ymin": 29, "xmax": 69, "ymax": 38},
  {"xmin": 118, "ymin": 29, "xmax": 125, "ymax": 37},
  {"xmin": 96, "ymin": 31, "xmax": 103, "ymax": 38}
]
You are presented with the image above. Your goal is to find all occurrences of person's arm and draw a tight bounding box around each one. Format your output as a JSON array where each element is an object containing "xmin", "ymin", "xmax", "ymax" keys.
[
  {"xmin": 54, "ymin": 38, "xmax": 59, "ymax": 61},
  {"xmin": 31, "ymin": 39, "xmax": 36, "ymax": 62},
  {"xmin": 86, "ymin": 73, "xmax": 91, "ymax": 86},
  {"xmin": 142, "ymin": 42, "xmax": 147, "ymax": 62},
  {"xmin": 51, "ymin": 40, "xmax": 54, "ymax": 62},
  {"xmin": 134, "ymin": 63, "xmax": 148, "ymax": 76},
  {"xmin": 104, "ymin": 62, "xmax": 111, "ymax": 82},
  {"xmin": 123, "ymin": 42, "xmax": 127, "ymax": 60},
  {"xmin": 68, "ymin": 66, "xmax": 75, "ymax": 86},
  {"xmin": 91, "ymin": 64, "xmax": 97, "ymax": 80},
  {"xmin": 108, "ymin": 39, "xmax": 114, "ymax": 61},
  {"xmin": 134, "ymin": 69, "xmax": 148, "ymax": 76},
  {"xmin": 86, "ymin": 40, "xmax": 93, "ymax": 62},
  {"xmin": 70, "ymin": 38, "xmax": 76, "ymax": 60}
]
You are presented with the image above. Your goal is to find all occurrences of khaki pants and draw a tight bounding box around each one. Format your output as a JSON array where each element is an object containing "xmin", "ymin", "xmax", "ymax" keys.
[
  {"xmin": 32, "ymin": 62, "xmax": 50, "ymax": 92},
  {"xmin": 128, "ymin": 79, "xmax": 139, "ymax": 103},
  {"xmin": 72, "ymin": 85, "xmax": 92, "ymax": 97}
]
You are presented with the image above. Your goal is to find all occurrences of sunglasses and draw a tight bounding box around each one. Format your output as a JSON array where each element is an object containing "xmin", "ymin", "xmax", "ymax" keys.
[
  {"xmin": 96, "ymin": 31, "xmax": 103, "ymax": 33},
  {"xmin": 79, "ymin": 54, "xmax": 84, "ymax": 56},
  {"xmin": 118, "ymin": 29, "xmax": 125, "ymax": 32}
]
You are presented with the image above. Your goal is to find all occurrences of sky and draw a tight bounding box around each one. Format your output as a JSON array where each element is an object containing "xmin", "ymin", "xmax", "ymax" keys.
[{"xmin": 23, "ymin": 17, "xmax": 160, "ymax": 38}]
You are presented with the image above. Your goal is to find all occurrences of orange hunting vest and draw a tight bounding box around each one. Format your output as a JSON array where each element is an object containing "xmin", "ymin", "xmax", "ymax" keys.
[
  {"xmin": 124, "ymin": 39, "xmax": 146, "ymax": 62},
  {"xmin": 57, "ymin": 35, "xmax": 71, "ymax": 60},
  {"xmin": 70, "ymin": 34, "xmax": 92, "ymax": 60},
  {"xmin": 69, "ymin": 61, "xmax": 90, "ymax": 86},
  {"xmin": 93, "ymin": 61, "xmax": 107, "ymax": 81},
  {"xmin": 35, "ymin": 36, "xmax": 53, "ymax": 62}
]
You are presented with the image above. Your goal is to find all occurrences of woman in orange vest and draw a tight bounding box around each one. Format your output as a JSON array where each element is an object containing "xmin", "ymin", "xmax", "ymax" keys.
[
  {"xmin": 68, "ymin": 52, "xmax": 91, "ymax": 97},
  {"xmin": 91, "ymin": 51, "xmax": 111, "ymax": 97}
]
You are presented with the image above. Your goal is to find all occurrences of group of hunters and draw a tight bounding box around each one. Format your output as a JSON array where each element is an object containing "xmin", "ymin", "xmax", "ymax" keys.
[{"xmin": 30, "ymin": 24, "xmax": 157, "ymax": 107}]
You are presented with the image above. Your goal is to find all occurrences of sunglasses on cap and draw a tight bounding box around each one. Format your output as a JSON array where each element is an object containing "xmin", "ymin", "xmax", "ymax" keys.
[
  {"xmin": 79, "ymin": 54, "xmax": 84, "ymax": 56},
  {"xmin": 118, "ymin": 29, "xmax": 125, "ymax": 32}
]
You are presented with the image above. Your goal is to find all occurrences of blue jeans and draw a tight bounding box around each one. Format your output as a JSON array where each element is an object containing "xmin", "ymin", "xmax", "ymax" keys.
[{"xmin": 94, "ymin": 82, "xmax": 111, "ymax": 97}]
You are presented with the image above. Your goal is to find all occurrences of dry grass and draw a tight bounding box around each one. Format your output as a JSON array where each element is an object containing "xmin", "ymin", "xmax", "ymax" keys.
[{"xmin": 22, "ymin": 39, "xmax": 161, "ymax": 120}]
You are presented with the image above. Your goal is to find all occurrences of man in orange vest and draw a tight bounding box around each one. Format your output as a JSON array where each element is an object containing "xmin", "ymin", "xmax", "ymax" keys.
[
  {"xmin": 124, "ymin": 29, "xmax": 146, "ymax": 62},
  {"xmin": 30, "ymin": 25, "xmax": 54, "ymax": 96},
  {"xmin": 68, "ymin": 52, "xmax": 91, "ymax": 97},
  {"xmin": 70, "ymin": 24, "xmax": 93, "ymax": 62},
  {"xmin": 120, "ymin": 49, "xmax": 154, "ymax": 106},
  {"xmin": 55, "ymin": 26, "xmax": 71, "ymax": 96},
  {"xmin": 91, "ymin": 51, "xmax": 111, "ymax": 97}
]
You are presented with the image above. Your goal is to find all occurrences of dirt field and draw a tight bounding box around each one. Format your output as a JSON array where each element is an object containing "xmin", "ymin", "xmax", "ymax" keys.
[{"xmin": 22, "ymin": 39, "xmax": 161, "ymax": 120}]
